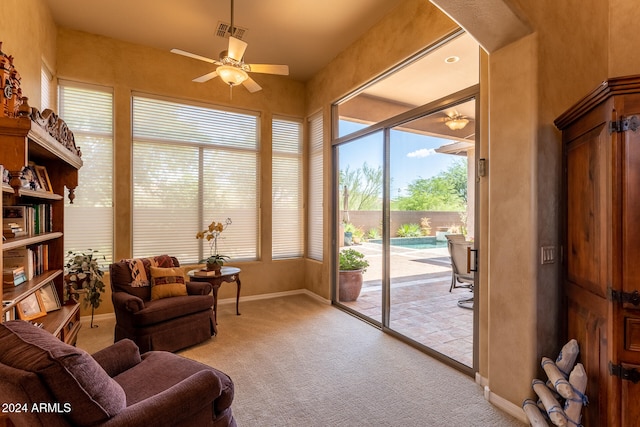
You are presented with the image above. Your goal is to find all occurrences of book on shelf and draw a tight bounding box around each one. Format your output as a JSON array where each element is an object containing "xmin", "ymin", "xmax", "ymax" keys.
[{"xmin": 3, "ymin": 304, "xmax": 16, "ymax": 322}]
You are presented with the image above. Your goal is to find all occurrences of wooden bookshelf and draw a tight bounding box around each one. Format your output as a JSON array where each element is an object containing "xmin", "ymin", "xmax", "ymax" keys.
[{"xmin": 0, "ymin": 112, "xmax": 82, "ymax": 345}]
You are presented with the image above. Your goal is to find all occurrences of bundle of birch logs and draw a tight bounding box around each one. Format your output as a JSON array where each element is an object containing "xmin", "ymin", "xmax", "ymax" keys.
[{"xmin": 522, "ymin": 339, "xmax": 588, "ymax": 426}]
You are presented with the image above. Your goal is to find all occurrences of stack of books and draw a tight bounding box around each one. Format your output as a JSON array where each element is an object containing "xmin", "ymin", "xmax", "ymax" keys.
[
  {"xmin": 3, "ymin": 221, "xmax": 27, "ymax": 238},
  {"xmin": 3, "ymin": 265, "xmax": 27, "ymax": 287},
  {"xmin": 4, "ymin": 247, "xmax": 35, "ymax": 280}
]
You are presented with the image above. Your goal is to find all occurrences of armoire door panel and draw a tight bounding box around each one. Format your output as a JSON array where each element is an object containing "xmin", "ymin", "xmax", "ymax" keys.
[
  {"xmin": 566, "ymin": 123, "xmax": 610, "ymax": 299},
  {"xmin": 620, "ymin": 363, "xmax": 640, "ymax": 427},
  {"xmin": 622, "ymin": 116, "xmax": 640, "ymax": 295},
  {"xmin": 566, "ymin": 281, "xmax": 610, "ymax": 426}
]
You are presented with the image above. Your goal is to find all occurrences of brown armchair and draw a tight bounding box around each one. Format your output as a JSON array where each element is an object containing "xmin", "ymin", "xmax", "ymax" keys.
[
  {"xmin": 109, "ymin": 255, "xmax": 216, "ymax": 353},
  {"xmin": 0, "ymin": 321, "xmax": 235, "ymax": 427}
]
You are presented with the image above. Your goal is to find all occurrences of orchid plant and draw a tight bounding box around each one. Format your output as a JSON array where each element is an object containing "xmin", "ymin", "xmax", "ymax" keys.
[{"xmin": 196, "ymin": 217, "xmax": 232, "ymax": 266}]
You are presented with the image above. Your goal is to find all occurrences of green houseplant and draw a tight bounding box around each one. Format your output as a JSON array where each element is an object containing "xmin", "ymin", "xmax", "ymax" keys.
[
  {"xmin": 338, "ymin": 249, "xmax": 369, "ymax": 301},
  {"xmin": 64, "ymin": 249, "xmax": 106, "ymax": 328}
]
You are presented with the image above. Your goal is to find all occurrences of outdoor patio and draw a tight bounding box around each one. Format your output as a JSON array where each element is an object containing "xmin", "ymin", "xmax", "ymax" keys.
[{"xmin": 339, "ymin": 241, "xmax": 474, "ymax": 367}]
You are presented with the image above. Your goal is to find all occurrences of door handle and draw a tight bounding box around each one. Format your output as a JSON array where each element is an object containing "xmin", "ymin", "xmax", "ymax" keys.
[{"xmin": 468, "ymin": 248, "xmax": 478, "ymax": 273}]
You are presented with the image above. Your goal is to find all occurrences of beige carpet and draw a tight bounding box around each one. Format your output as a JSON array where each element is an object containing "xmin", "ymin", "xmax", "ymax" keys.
[{"xmin": 77, "ymin": 294, "xmax": 525, "ymax": 426}]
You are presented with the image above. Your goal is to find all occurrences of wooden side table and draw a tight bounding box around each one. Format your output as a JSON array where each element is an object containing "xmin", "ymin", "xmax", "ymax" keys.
[{"xmin": 187, "ymin": 266, "xmax": 241, "ymax": 325}]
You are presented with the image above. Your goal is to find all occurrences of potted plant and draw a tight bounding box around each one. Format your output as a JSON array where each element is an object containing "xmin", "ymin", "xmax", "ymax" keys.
[
  {"xmin": 196, "ymin": 217, "xmax": 232, "ymax": 275},
  {"xmin": 338, "ymin": 248, "xmax": 369, "ymax": 301},
  {"xmin": 64, "ymin": 249, "xmax": 106, "ymax": 328}
]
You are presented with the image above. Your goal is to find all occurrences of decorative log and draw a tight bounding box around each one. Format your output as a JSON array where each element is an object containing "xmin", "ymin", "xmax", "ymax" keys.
[
  {"xmin": 555, "ymin": 339, "xmax": 579, "ymax": 378},
  {"xmin": 564, "ymin": 363, "xmax": 588, "ymax": 426},
  {"xmin": 523, "ymin": 399, "xmax": 550, "ymax": 427},
  {"xmin": 542, "ymin": 357, "xmax": 575, "ymax": 400},
  {"xmin": 533, "ymin": 379, "xmax": 567, "ymax": 427}
]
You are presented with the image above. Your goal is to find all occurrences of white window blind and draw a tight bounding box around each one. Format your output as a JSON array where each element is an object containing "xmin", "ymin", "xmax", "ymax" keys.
[
  {"xmin": 272, "ymin": 118, "xmax": 303, "ymax": 259},
  {"xmin": 59, "ymin": 83, "xmax": 114, "ymax": 264},
  {"xmin": 308, "ymin": 113, "xmax": 324, "ymax": 260},
  {"xmin": 132, "ymin": 96, "xmax": 259, "ymax": 263},
  {"xmin": 41, "ymin": 65, "xmax": 52, "ymax": 111}
]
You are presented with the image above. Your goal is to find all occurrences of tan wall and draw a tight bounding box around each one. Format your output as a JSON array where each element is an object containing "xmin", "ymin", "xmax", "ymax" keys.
[{"xmin": 0, "ymin": 0, "xmax": 57, "ymax": 111}]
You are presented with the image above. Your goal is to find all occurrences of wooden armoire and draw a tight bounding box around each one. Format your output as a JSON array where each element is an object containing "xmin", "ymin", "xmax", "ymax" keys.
[{"xmin": 555, "ymin": 76, "xmax": 640, "ymax": 427}]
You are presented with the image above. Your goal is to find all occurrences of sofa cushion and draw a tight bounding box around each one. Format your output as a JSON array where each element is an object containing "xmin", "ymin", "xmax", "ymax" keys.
[
  {"xmin": 131, "ymin": 294, "xmax": 214, "ymax": 326},
  {"xmin": 150, "ymin": 266, "xmax": 187, "ymax": 300},
  {"xmin": 114, "ymin": 351, "xmax": 234, "ymax": 414},
  {"xmin": 110, "ymin": 255, "xmax": 177, "ymax": 301},
  {"xmin": 0, "ymin": 320, "xmax": 126, "ymax": 426}
]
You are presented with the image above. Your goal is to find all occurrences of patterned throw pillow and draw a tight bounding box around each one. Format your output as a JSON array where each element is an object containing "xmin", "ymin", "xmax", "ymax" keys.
[{"xmin": 149, "ymin": 266, "xmax": 187, "ymax": 300}]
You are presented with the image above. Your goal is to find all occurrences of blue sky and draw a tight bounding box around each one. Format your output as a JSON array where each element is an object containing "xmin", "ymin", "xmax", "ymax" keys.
[{"xmin": 338, "ymin": 121, "xmax": 460, "ymax": 199}]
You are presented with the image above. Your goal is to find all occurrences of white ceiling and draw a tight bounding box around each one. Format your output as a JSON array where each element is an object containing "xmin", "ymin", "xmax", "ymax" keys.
[{"xmin": 43, "ymin": 0, "xmax": 403, "ymax": 82}]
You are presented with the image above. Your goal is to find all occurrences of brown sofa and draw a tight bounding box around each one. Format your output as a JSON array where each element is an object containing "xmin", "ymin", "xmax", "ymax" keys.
[
  {"xmin": 109, "ymin": 256, "xmax": 216, "ymax": 352},
  {"xmin": 0, "ymin": 320, "xmax": 235, "ymax": 427}
]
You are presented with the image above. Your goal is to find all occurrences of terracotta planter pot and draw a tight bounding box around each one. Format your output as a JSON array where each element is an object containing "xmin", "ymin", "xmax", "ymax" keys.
[{"xmin": 338, "ymin": 269, "xmax": 364, "ymax": 301}]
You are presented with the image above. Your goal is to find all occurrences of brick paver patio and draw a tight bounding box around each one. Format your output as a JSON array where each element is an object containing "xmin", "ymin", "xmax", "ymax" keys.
[{"xmin": 339, "ymin": 242, "xmax": 474, "ymax": 367}]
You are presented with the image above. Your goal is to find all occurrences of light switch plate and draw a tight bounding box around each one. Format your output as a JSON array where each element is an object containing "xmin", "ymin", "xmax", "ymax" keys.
[{"xmin": 541, "ymin": 246, "xmax": 556, "ymax": 264}]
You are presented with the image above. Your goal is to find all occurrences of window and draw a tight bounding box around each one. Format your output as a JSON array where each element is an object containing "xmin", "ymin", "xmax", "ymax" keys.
[
  {"xmin": 58, "ymin": 82, "xmax": 114, "ymax": 263},
  {"xmin": 132, "ymin": 96, "xmax": 259, "ymax": 263},
  {"xmin": 272, "ymin": 117, "xmax": 303, "ymax": 259},
  {"xmin": 41, "ymin": 64, "xmax": 52, "ymax": 111},
  {"xmin": 308, "ymin": 113, "xmax": 323, "ymax": 260}
]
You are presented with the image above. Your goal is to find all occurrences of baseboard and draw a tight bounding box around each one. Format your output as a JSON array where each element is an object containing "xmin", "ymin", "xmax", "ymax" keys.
[
  {"xmin": 218, "ymin": 288, "xmax": 331, "ymax": 305},
  {"xmin": 81, "ymin": 290, "xmax": 329, "ymax": 324},
  {"xmin": 482, "ymin": 385, "xmax": 528, "ymax": 424},
  {"xmin": 475, "ymin": 372, "xmax": 489, "ymax": 388},
  {"xmin": 80, "ymin": 312, "xmax": 115, "ymax": 323}
]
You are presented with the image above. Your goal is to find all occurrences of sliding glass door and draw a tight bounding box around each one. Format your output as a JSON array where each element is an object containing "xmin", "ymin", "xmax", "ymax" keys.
[
  {"xmin": 388, "ymin": 100, "xmax": 476, "ymax": 368},
  {"xmin": 336, "ymin": 129, "xmax": 384, "ymax": 325},
  {"xmin": 334, "ymin": 94, "xmax": 478, "ymax": 371}
]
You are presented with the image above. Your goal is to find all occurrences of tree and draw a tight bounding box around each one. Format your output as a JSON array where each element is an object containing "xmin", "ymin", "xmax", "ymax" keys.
[
  {"xmin": 396, "ymin": 160, "xmax": 467, "ymax": 211},
  {"xmin": 339, "ymin": 163, "xmax": 383, "ymax": 210}
]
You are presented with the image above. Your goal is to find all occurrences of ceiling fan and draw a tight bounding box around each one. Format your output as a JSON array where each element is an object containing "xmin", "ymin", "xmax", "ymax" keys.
[{"xmin": 171, "ymin": 0, "xmax": 289, "ymax": 97}]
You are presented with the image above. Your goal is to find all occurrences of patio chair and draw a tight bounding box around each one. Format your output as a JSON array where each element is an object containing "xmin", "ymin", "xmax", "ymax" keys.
[{"xmin": 445, "ymin": 234, "xmax": 474, "ymax": 292}]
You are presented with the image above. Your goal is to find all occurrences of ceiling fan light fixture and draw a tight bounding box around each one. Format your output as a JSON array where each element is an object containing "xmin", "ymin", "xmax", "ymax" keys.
[
  {"xmin": 216, "ymin": 65, "xmax": 248, "ymax": 86},
  {"xmin": 445, "ymin": 115, "xmax": 469, "ymax": 130}
]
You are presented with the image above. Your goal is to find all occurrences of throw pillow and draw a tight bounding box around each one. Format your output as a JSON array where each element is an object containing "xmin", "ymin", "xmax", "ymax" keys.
[{"xmin": 149, "ymin": 266, "xmax": 187, "ymax": 300}]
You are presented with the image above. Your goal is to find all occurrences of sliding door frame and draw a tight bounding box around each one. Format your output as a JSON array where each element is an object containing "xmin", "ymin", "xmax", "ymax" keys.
[{"xmin": 332, "ymin": 85, "xmax": 480, "ymax": 375}]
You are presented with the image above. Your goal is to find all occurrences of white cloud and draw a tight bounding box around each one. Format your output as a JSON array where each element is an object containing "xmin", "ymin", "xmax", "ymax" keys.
[{"xmin": 407, "ymin": 148, "xmax": 436, "ymax": 158}]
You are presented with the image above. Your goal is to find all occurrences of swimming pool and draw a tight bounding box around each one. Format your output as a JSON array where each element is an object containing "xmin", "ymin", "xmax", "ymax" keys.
[{"xmin": 369, "ymin": 236, "xmax": 448, "ymax": 249}]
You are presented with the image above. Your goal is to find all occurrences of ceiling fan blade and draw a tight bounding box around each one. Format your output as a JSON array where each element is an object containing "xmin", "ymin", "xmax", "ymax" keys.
[
  {"xmin": 228, "ymin": 36, "xmax": 248, "ymax": 61},
  {"xmin": 171, "ymin": 48, "xmax": 217, "ymax": 64},
  {"xmin": 192, "ymin": 71, "xmax": 219, "ymax": 83},
  {"xmin": 247, "ymin": 64, "xmax": 289, "ymax": 75},
  {"xmin": 242, "ymin": 76, "xmax": 262, "ymax": 93}
]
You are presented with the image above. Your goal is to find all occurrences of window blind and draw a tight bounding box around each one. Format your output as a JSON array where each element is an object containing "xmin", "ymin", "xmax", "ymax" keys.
[
  {"xmin": 308, "ymin": 113, "xmax": 324, "ymax": 260},
  {"xmin": 40, "ymin": 65, "xmax": 52, "ymax": 111},
  {"xmin": 272, "ymin": 118, "xmax": 303, "ymax": 259},
  {"xmin": 132, "ymin": 96, "xmax": 259, "ymax": 262},
  {"xmin": 58, "ymin": 83, "xmax": 114, "ymax": 264}
]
